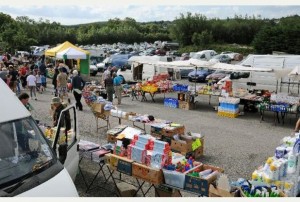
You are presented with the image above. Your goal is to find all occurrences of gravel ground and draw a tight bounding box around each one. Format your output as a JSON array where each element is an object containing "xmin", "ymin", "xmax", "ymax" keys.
[{"xmin": 26, "ymin": 75, "xmax": 295, "ymax": 197}]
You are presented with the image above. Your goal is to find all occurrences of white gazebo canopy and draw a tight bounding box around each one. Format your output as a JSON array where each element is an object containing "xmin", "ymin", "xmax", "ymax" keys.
[{"xmin": 56, "ymin": 47, "xmax": 87, "ymax": 59}]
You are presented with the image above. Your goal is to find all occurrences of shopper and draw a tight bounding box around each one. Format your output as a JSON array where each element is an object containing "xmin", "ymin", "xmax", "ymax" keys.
[
  {"xmin": 57, "ymin": 67, "xmax": 69, "ymax": 103},
  {"xmin": 36, "ymin": 71, "xmax": 42, "ymax": 93},
  {"xmin": 104, "ymin": 74, "xmax": 114, "ymax": 102},
  {"xmin": 51, "ymin": 97, "xmax": 71, "ymax": 130},
  {"xmin": 26, "ymin": 71, "xmax": 37, "ymax": 100},
  {"xmin": 113, "ymin": 73, "xmax": 123, "ymax": 105},
  {"xmin": 71, "ymin": 70, "xmax": 85, "ymax": 111},
  {"xmin": 52, "ymin": 67, "xmax": 59, "ymax": 96},
  {"xmin": 102, "ymin": 66, "xmax": 111, "ymax": 84},
  {"xmin": 294, "ymin": 119, "xmax": 300, "ymax": 132},
  {"xmin": 8, "ymin": 65, "xmax": 18, "ymax": 93},
  {"xmin": 18, "ymin": 92, "xmax": 32, "ymax": 111}
]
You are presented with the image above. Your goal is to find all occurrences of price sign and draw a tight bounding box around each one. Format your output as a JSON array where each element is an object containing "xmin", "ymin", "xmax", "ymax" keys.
[{"xmin": 192, "ymin": 138, "xmax": 202, "ymax": 151}]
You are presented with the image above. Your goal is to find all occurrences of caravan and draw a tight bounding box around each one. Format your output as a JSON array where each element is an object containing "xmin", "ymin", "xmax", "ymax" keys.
[
  {"xmin": 117, "ymin": 55, "xmax": 173, "ymax": 83},
  {"xmin": 235, "ymin": 54, "xmax": 300, "ymax": 91}
]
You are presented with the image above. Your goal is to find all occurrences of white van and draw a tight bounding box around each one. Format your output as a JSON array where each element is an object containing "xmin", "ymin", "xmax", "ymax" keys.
[
  {"xmin": 117, "ymin": 55, "xmax": 173, "ymax": 83},
  {"xmin": 191, "ymin": 50, "xmax": 217, "ymax": 61},
  {"xmin": 0, "ymin": 79, "xmax": 79, "ymax": 196},
  {"xmin": 234, "ymin": 54, "xmax": 300, "ymax": 91}
]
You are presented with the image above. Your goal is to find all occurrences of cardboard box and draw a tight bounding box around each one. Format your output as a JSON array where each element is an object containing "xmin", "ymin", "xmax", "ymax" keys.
[
  {"xmin": 171, "ymin": 138, "xmax": 204, "ymax": 158},
  {"xmin": 91, "ymin": 103, "xmax": 105, "ymax": 114},
  {"xmin": 132, "ymin": 162, "xmax": 163, "ymax": 185},
  {"xmin": 171, "ymin": 139, "xmax": 193, "ymax": 153},
  {"xmin": 209, "ymin": 185, "xmax": 234, "ymax": 197},
  {"xmin": 162, "ymin": 125, "xmax": 185, "ymax": 137},
  {"xmin": 155, "ymin": 185, "xmax": 182, "ymax": 197},
  {"xmin": 107, "ymin": 154, "xmax": 133, "ymax": 174},
  {"xmin": 116, "ymin": 182, "xmax": 137, "ymax": 197},
  {"xmin": 179, "ymin": 100, "xmax": 195, "ymax": 110},
  {"xmin": 150, "ymin": 125, "xmax": 164, "ymax": 139},
  {"xmin": 184, "ymin": 164, "xmax": 224, "ymax": 196}
]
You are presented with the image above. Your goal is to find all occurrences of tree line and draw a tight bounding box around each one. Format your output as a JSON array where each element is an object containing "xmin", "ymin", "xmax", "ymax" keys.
[{"xmin": 0, "ymin": 12, "xmax": 299, "ymax": 55}]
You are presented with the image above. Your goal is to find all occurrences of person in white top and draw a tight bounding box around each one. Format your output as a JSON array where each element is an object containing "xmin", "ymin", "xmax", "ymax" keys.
[
  {"xmin": 35, "ymin": 71, "xmax": 44, "ymax": 93},
  {"xmin": 26, "ymin": 71, "xmax": 37, "ymax": 100}
]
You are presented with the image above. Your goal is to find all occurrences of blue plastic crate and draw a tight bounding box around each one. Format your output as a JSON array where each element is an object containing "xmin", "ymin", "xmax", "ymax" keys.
[{"xmin": 164, "ymin": 98, "xmax": 179, "ymax": 108}]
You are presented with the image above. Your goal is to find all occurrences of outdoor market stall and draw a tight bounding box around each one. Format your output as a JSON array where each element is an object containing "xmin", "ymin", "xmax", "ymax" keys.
[{"xmin": 45, "ymin": 41, "xmax": 90, "ymax": 80}]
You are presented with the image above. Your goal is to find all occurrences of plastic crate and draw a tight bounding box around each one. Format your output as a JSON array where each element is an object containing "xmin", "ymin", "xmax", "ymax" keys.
[
  {"xmin": 164, "ymin": 98, "xmax": 179, "ymax": 108},
  {"xmin": 163, "ymin": 169, "xmax": 187, "ymax": 189},
  {"xmin": 218, "ymin": 107, "xmax": 239, "ymax": 114},
  {"xmin": 217, "ymin": 111, "xmax": 239, "ymax": 118}
]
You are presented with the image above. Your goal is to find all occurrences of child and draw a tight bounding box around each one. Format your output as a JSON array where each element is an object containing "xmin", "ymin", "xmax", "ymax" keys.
[{"xmin": 36, "ymin": 71, "xmax": 42, "ymax": 93}]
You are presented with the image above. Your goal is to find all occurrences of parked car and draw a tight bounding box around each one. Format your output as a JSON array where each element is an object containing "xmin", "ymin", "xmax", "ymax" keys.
[
  {"xmin": 188, "ymin": 69, "xmax": 214, "ymax": 82},
  {"xmin": 220, "ymin": 51, "xmax": 237, "ymax": 60},
  {"xmin": 209, "ymin": 54, "xmax": 232, "ymax": 64},
  {"xmin": 90, "ymin": 64, "xmax": 98, "ymax": 76},
  {"xmin": 192, "ymin": 50, "xmax": 217, "ymax": 61},
  {"xmin": 180, "ymin": 69, "xmax": 194, "ymax": 79},
  {"xmin": 206, "ymin": 70, "xmax": 232, "ymax": 82}
]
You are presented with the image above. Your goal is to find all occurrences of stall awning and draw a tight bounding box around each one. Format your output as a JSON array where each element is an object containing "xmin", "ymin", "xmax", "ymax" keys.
[
  {"xmin": 56, "ymin": 47, "xmax": 87, "ymax": 60},
  {"xmin": 45, "ymin": 41, "xmax": 90, "ymax": 57},
  {"xmin": 210, "ymin": 63, "xmax": 274, "ymax": 72}
]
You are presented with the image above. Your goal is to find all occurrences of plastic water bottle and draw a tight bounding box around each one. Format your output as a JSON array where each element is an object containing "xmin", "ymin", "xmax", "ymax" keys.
[{"xmin": 287, "ymin": 152, "xmax": 297, "ymax": 175}]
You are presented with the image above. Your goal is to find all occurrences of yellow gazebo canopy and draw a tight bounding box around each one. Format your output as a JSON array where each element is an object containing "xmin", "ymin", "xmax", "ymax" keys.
[{"xmin": 45, "ymin": 41, "xmax": 90, "ymax": 57}]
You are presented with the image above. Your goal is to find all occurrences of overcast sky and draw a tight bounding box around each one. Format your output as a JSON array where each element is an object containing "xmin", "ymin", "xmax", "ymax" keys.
[{"xmin": 0, "ymin": 0, "xmax": 299, "ymax": 25}]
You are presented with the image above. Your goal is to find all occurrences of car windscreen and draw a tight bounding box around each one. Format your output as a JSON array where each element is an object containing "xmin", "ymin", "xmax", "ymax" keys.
[{"xmin": 0, "ymin": 117, "xmax": 56, "ymax": 188}]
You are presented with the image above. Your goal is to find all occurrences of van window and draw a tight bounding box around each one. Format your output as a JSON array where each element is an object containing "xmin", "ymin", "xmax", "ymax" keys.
[{"xmin": 0, "ymin": 117, "xmax": 56, "ymax": 191}]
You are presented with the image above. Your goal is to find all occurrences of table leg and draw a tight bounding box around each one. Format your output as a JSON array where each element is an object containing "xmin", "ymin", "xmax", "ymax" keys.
[
  {"xmin": 85, "ymin": 162, "xmax": 105, "ymax": 193},
  {"xmin": 150, "ymin": 93, "xmax": 155, "ymax": 103},
  {"xmin": 281, "ymin": 112, "xmax": 286, "ymax": 125},
  {"xmin": 260, "ymin": 109, "xmax": 264, "ymax": 122},
  {"xmin": 134, "ymin": 178, "xmax": 146, "ymax": 196}
]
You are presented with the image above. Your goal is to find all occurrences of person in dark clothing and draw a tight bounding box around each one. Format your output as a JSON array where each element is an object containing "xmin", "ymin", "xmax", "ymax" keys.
[
  {"xmin": 104, "ymin": 74, "xmax": 114, "ymax": 102},
  {"xmin": 71, "ymin": 70, "xmax": 85, "ymax": 111},
  {"xmin": 51, "ymin": 97, "xmax": 71, "ymax": 131},
  {"xmin": 52, "ymin": 68, "xmax": 59, "ymax": 96},
  {"xmin": 8, "ymin": 65, "xmax": 18, "ymax": 93}
]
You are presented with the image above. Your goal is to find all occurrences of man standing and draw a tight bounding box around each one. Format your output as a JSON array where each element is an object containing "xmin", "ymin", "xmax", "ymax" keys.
[
  {"xmin": 57, "ymin": 68, "xmax": 69, "ymax": 103},
  {"xmin": 113, "ymin": 73, "xmax": 123, "ymax": 105},
  {"xmin": 104, "ymin": 74, "xmax": 114, "ymax": 102},
  {"xmin": 26, "ymin": 71, "xmax": 37, "ymax": 100},
  {"xmin": 51, "ymin": 97, "xmax": 71, "ymax": 130},
  {"xmin": 71, "ymin": 70, "xmax": 85, "ymax": 111}
]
